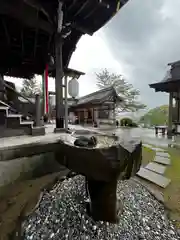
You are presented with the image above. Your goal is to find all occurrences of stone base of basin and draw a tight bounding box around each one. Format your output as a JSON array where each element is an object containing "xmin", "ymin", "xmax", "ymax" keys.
[{"xmin": 86, "ymin": 178, "xmax": 123, "ymax": 223}]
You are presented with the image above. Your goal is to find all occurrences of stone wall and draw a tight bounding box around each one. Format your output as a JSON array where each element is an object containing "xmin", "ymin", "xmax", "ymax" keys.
[{"xmin": 0, "ymin": 152, "xmax": 65, "ymax": 191}]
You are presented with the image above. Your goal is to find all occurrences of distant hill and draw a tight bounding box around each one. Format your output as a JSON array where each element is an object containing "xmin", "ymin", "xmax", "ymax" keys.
[{"xmin": 139, "ymin": 105, "xmax": 168, "ymax": 126}]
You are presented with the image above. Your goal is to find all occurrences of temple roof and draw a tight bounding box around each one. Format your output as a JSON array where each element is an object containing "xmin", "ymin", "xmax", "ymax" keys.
[
  {"xmin": 0, "ymin": 0, "xmax": 129, "ymax": 79},
  {"xmin": 70, "ymin": 86, "xmax": 124, "ymax": 108},
  {"xmin": 168, "ymin": 60, "xmax": 180, "ymax": 67},
  {"xmin": 149, "ymin": 61, "xmax": 180, "ymax": 93}
]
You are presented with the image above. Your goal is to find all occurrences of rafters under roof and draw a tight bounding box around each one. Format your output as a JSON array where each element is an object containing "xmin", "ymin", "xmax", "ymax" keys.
[{"xmin": 0, "ymin": 0, "xmax": 130, "ymax": 79}]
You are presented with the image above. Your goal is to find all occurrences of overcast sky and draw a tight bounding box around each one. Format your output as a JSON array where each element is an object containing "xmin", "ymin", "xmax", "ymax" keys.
[{"xmin": 8, "ymin": 0, "xmax": 180, "ymax": 109}]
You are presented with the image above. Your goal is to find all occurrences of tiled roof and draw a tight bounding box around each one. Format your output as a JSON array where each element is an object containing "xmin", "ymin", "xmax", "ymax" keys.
[
  {"xmin": 72, "ymin": 86, "xmax": 123, "ymax": 107},
  {"xmin": 149, "ymin": 61, "xmax": 180, "ymax": 92}
]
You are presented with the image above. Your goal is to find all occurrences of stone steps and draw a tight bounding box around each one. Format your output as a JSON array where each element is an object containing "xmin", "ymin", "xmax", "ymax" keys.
[
  {"xmin": 0, "ymin": 101, "xmax": 45, "ymax": 137},
  {"xmin": 154, "ymin": 156, "xmax": 171, "ymax": 165},
  {"xmin": 145, "ymin": 162, "xmax": 166, "ymax": 175},
  {"xmin": 156, "ymin": 152, "xmax": 170, "ymax": 158},
  {"xmin": 137, "ymin": 167, "xmax": 171, "ymax": 188},
  {"xmin": 137, "ymin": 145, "xmax": 171, "ymax": 188}
]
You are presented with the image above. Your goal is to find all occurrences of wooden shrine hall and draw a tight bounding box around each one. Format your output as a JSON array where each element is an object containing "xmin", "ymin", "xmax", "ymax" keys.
[
  {"xmin": 69, "ymin": 86, "xmax": 123, "ymax": 125},
  {"xmin": 149, "ymin": 60, "xmax": 180, "ymax": 138},
  {"xmin": 48, "ymin": 86, "xmax": 124, "ymax": 126}
]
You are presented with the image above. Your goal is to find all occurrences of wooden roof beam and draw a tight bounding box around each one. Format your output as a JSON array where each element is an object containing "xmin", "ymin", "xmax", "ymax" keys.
[
  {"xmin": 1, "ymin": 18, "xmax": 10, "ymax": 45},
  {"xmin": 33, "ymin": 11, "xmax": 39, "ymax": 57},
  {"xmin": 71, "ymin": 22, "xmax": 93, "ymax": 35},
  {"xmin": 73, "ymin": 1, "xmax": 89, "ymax": 17},
  {"xmin": 24, "ymin": 0, "xmax": 53, "ymax": 24},
  {"xmin": 21, "ymin": 29, "xmax": 24, "ymax": 57},
  {"xmin": 0, "ymin": 1, "xmax": 54, "ymax": 34}
]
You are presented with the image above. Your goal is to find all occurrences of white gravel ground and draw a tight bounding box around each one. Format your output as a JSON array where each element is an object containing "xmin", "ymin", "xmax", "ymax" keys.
[{"xmin": 22, "ymin": 175, "xmax": 180, "ymax": 240}]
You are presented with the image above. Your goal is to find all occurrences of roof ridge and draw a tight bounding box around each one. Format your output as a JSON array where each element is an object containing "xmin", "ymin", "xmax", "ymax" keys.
[{"xmin": 78, "ymin": 86, "xmax": 114, "ymax": 100}]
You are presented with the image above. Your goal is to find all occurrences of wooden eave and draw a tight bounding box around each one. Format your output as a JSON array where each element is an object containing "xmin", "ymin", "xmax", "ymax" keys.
[
  {"xmin": 149, "ymin": 80, "xmax": 180, "ymax": 93},
  {"xmin": 0, "ymin": 0, "xmax": 129, "ymax": 78}
]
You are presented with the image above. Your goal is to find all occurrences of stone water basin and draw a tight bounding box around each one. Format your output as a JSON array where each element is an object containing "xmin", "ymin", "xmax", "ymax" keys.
[{"xmin": 54, "ymin": 130, "xmax": 142, "ymax": 223}]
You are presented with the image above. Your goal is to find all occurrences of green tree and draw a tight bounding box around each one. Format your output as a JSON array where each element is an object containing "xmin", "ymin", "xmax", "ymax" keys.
[
  {"xmin": 139, "ymin": 105, "xmax": 168, "ymax": 126},
  {"xmin": 96, "ymin": 69, "xmax": 146, "ymax": 113},
  {"xmin": 20, "ymin": 78, "xmax": 41, "ymax": 98}
]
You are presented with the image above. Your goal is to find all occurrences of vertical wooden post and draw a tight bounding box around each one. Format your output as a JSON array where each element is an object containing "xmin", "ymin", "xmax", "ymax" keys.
[
  {"xmin": 178, "ymin": 92, "xmax": 180, "ymax": 122},
  {"xmin": 84, "ymin": 109, "xmax": 88, "ymax": 124},
  {"xmin": 45, "ymin": 64, "xmax": 49, "ymax": 115},
  {"xmin": 78, "ymin": 111, "xmax": 80, "ymax": 124},
  {"xmin": 55, "ymin": 2, "xmax": 64, "ymax": 129},
  {"xmin": 91, "ymin": 108, "xmax": 94, "ymax": 125},
  {"xmin": 167, "ymin": 92, "xmax": 173, "ymax": 138},
  {"xmin": 0, "ymin": 75, "xmax": 6, "ymax": 102},
  {"xmin": 83, "ymin": 109, "xmax": 86, "ymax": 125},
  {"xmin": 64, "ymin": 75, "xmax": 68, "ymax": 130},
  {"xmin": 155, "ymin": 127, "xmax": 158, "ymax": 135},
  {"xmin": 35, "ymin": 94, "xmax": 41, "ymax": 127},
  {"xmin": 113, "ymin": 103, "xmax": 116, "ymax": 127}
]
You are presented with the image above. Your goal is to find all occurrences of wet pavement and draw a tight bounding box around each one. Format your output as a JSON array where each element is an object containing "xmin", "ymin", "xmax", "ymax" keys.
[
  {"xmin": 95, "ymin": 127, "xmax": 173, "ymax": 148},
  {"xmin": 46, "ymin": 124, "xmax": 174, "ymax": 149}
]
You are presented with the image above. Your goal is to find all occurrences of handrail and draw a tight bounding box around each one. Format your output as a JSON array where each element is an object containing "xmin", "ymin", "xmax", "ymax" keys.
[{"xmin": 4, "ymin": 81, "xmax": 35, "ymax": 105}]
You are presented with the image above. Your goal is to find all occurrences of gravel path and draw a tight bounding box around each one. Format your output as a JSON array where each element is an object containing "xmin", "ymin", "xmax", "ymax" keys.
[{"xmin": 22, "ymin": 175, "xmax": 180, "ymax": 240}]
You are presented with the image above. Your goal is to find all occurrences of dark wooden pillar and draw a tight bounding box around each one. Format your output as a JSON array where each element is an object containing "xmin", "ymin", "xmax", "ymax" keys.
[
  {"xmin": 91, "ymin": 108, "xmax": 94, "ymax": 124},
  {"xmin": 113, "ymin": 102, "xmax": 116, "ymax": 126},
  {"xmin": 155, "ymin": 126, "xmax": 158, "ymax": 135},
  {"xmin": 64, "ymin": 75, "xmax": 68, "ymax": 130},
  {"xmin": 167, "ymin": 92, "xmax": 173, "ymax": 138},
  {"xmin": 84, "ymin": 109, "xmax": 88, "ymax": 124},
  {"xmin": 35, "ymin": 94, "xmax": 41, "ymax": 127},
  {"xmin": 0, "ymin": 74, "xmax": 5, "ymax": 101},
  {"xmin": 174, "ymin": 98, "xmax": 178, "ymax": 122},
  {"xmin": 78, "ymin": 111, "xmax": 80, "ymax": 124},
  {"xmin": 55, "ymin": 2, "xmax": 64, "ymax": 129},
  {"xmin": 177, "ymin": 92, "xmax": 180, "ymax": 122}
]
